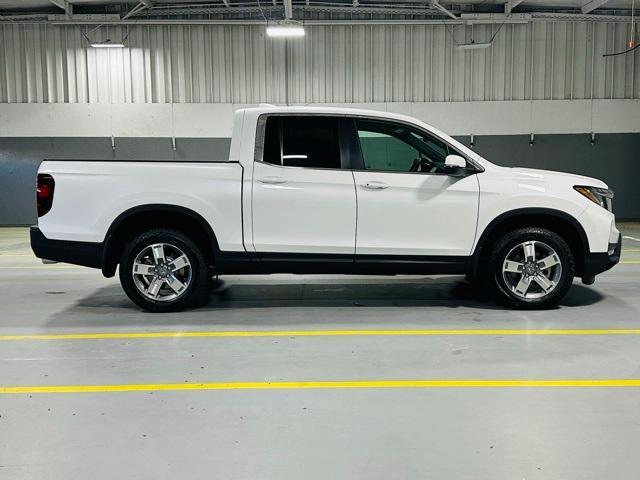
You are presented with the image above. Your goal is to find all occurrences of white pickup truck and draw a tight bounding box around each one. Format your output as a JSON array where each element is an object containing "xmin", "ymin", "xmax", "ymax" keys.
[{"xmin": 32, "ymin": 106, "xmax": 621, "ymax": 312}]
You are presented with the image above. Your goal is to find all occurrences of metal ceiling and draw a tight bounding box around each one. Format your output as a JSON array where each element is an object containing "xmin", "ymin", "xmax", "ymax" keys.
[{"xmin": 0, "ymin": 1, "xmax": 636, "ymax": 23}]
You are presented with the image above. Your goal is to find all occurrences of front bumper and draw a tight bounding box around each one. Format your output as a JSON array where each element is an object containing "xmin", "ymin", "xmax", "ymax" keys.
[
  {"xmin": 30, "ymin": 226, "xmax": 104, "ymax": 269},
  {"xmin": 582, "ymin": 234, "xmax": 621, "ymax": 283}
]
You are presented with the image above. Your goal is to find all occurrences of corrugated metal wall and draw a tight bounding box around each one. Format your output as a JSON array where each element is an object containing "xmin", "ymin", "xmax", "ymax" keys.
[{"xmin": 0, "ymin": 22, "xmax": 638, "ymax": 104}]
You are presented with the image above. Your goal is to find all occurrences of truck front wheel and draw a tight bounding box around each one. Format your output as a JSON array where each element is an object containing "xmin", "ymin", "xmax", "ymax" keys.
[
  {"xmin": 487, "ymin": 227, "xmax": 575, "ymax": 309},
  {"xmin": 119, "ymin": 229, "xmax": 209, "ymax": 312}
]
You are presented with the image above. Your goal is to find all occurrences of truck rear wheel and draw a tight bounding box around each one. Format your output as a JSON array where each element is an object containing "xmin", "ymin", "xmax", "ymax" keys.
[
  {"xmin": 119, "ymin": 229, "xmax": 209, "ymax": 312},
  {"xmin": 487, "ymin": 227, "xmax": 575, "ymax": 309}
]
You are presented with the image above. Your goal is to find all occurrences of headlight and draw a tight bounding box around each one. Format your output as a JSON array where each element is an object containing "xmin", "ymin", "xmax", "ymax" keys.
[{"xmin": 574, "ymin": 185, "xmax": 614, "ymax": 211}]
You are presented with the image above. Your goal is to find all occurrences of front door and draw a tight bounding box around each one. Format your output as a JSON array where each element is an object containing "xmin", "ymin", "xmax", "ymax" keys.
[
  {"xmin": 251, "ymin": 115, "xmax": 357, "ymax": 265},
  {"xmin": 351, "ymin": 118, "xmax": 479, "ymax": 260}
]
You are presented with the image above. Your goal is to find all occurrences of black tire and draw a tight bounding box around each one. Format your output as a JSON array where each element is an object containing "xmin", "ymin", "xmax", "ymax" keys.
[
  {"xmin": 486, "ymin": 227, "xmax": 575, "ymax": 309},
  {"xmin": 119, "ymin": 229, "xmax": 209, "ymax": 312}
]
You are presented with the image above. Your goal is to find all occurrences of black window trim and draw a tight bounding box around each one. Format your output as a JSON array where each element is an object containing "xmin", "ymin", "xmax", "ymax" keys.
[{"xmin": 254, "ymin": 112, "xmax": 484, "ymax": 175}]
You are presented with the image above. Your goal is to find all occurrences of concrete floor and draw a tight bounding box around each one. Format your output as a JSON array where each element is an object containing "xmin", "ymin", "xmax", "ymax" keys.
[{"xmin": 1, "ymin": 225, "xmax": 640, "ymax": 479}]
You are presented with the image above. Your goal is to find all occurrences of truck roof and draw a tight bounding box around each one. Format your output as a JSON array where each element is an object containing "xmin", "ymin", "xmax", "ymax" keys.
[{"xmin": 237, "ymin": 105, "xmax": 421, "ymax": 125}]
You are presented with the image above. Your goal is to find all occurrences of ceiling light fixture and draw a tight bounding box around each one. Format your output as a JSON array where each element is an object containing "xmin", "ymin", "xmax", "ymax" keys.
[
  {"xmin": 266, "ymin": 21, "xmax": 305, "ymax": 38},
  {"xmin": 450, "ymin": 21, "xmax": 506, "ymax": 51},
  {"xmin": 90, "ymin": 39, "xmax": 125, "ymax": 48},
  {"xmin": 456, "ymin": 41, "xmax": 492, "ymax": 50}
]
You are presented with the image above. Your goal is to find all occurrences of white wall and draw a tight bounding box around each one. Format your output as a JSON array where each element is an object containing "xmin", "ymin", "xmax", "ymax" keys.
[{"xmin": 0, "ymin": 100, "xmax": 638, "ymax": 138}]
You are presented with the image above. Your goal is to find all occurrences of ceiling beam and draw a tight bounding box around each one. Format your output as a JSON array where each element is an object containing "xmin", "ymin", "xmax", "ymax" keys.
[
  {"xmin": 92, "ymin": 3, "xmax": 442, "ymax": 19},
  {"xmin": 122, "ymin": 0, "xmax": 153, "ymax": 20},
  {"xmin": 582, "ymin": 0, "xmax": 609, "ymax": 14},
  {"xmin": 431, "ymin": 1, "xmax": 457, "ymax": 19},
  {"xmin": 504, "ymin": 0, "xmax": 525, "ymax": 15},
  {"xmin": 8, "ymin": 12, "xmax": 634, "ymax": 26},
  {"xmin": 48, "ymin": 0, "xmax": 72, "ymax": 18},
  {"xmin": 221, "ymin": 0, "xmax": 230, "ymax": 7}
]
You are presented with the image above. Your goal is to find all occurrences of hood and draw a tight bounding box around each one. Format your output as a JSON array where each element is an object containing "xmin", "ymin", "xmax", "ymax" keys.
[{"xmin": 505, "ymin": 167, "xmax": 609, "ymax": 189}]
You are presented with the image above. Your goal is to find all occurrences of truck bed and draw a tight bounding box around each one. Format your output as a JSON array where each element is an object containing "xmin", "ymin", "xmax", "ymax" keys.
[{"xmin": 36, "ymin": 160, "xmax": 245, "ymax": 253}]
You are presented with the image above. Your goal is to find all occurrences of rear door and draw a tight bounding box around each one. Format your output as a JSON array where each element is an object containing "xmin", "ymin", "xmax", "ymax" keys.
[
  {"xmin": 351, "ymin": 117, "xmax": 480, "ymax": 259},
  {"xmin": 251, "ymin": 115, "xmax": 357, "ymax": 263}
]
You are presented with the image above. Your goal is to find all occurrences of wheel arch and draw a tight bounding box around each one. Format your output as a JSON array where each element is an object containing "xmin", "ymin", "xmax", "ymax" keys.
[
  {"xmin": 101, "ymin": 204, "xmax": 220, "ymax": 277},
  {"xmin": 472, "ymin": 208, "xmax": 590, "ymax": 278}
]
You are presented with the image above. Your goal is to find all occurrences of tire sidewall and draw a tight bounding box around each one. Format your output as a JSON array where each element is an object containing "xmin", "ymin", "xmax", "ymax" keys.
[
  {"xmin": 119, "ymin": 229, "xmax": 208, "ymax": 312},
  {"xmin": 490, "ymin": 228, "xmax": 575, "ymax": 309}
]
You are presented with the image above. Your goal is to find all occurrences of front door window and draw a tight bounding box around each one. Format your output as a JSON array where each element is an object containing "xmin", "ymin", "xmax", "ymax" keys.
[{"xmin": 355, "ymin": 119, "xmax": 457, "ymax": 174}]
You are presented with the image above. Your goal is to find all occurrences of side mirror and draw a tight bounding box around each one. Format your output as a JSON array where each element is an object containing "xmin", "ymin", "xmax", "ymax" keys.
[
  {"xmin": 444, "ymin": 154, "xmax": 468, "ymax": 177},
  {"xmin": 445, "ymin": 154, "xmax": 466, "ymax": 168}
]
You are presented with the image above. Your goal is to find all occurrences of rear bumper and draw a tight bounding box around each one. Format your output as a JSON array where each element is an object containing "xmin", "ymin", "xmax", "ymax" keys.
[
  {"xmin": 582, "ymin": 234, "xmax": 621, "ymax": 281},
  {"xmin": 30, "ymin": 226, "xmax": 104, "ymax": 269}
]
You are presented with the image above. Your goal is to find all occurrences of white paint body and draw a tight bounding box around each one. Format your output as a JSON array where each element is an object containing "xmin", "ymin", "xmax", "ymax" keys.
[
  {"xmin": 37, "ymin": 106, "xmax": 619, "ymax": 258},
  {"xmin": 353, "ymin": 171, "xmax": 479, "ymax": 256},
  {"xmin": 251, "ymin": 161, "xmax": 357, "ymax": 254}
]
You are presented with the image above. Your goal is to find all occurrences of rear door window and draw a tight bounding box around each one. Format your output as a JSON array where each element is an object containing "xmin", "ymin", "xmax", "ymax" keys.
[{"xmin": 261, "ymin": 116, "xmax": 342, "ymax": 169}]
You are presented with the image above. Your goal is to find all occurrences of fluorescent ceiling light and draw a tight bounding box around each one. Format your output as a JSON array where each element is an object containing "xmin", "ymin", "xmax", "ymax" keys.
[
  {"xmin": 266, "ymin": 24, "xmax": 305, "ymax": 38},
  {"xmin": 91, "ymin": 40, "xmax": 125, "ymax": 48},
  {"xmin": 456, "ymin": 42, "xmax": 492, "ymax": 50}
]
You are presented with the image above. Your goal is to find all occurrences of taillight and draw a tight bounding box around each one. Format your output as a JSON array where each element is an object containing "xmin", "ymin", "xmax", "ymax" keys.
[{"xmin": 37, "ymin": 174, "xmax": 55, "ymax": 217}]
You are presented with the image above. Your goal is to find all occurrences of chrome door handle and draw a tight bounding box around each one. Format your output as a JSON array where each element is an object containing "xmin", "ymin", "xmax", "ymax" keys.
[
  {"xmin": 258, "ymin": 176, "xmax": 287, "ymax": 185},
  {"xmin": 362, "ymin": 181, "xmax": 389, "ymax": 190}
]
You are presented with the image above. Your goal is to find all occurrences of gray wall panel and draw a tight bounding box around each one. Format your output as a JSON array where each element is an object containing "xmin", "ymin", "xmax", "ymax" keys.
[
  {"xmin": 0, "ymin": 137, "xmax": 231, "ymax": 225},
  {"xmin": 113, "ymin": 138, "xmax": 175, "ymax": 161},
  {"xmin": 456, "ymin": 133, "xmax": 640, "ymax": 219}
]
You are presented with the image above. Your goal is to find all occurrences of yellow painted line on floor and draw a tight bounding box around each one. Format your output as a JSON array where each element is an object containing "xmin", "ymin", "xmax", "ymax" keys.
[
  {"xmin": 2, "ymin": 329, "xmax": 640, "ymax": 341},
  {"xmin": 3, "ymin": 379, "xmax": 640, "ymax": 394},
  {"xmin": 621, "ymin": 260, "xmax": 640, "ymax": 264}
]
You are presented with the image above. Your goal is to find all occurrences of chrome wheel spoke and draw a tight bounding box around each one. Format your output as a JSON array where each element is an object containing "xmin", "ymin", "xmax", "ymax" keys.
[
  {"xmin": 146, "ymin": 277, "xmax": 164, "ymax": 298},
  {"xmin": 133, "ymin": 262, "xmax": 155, "ymax": 275},
  {"xmin": 503, "ymin": 260, "xmax": 523, "ymax": 274},
  {"xmin": 533, "ymin": 274, "xmax": 555, "ymax": 293},
  {"xmin": 523, "ymin": 241, "xmax": 536, "ymax": 262},
  {"xmin": 166, "ymin": 275, "xmax": 186, "ymax": 294},
  {"xmin": 514, "ymin": 275, "xmax": 532, "ymax": 296},
  {"xmin": 169, "ymin": 254, "xmax": 189, "ymax": 271},
  {"xmin": 151, "ymin": 244, "xmax": 166, "ymax": 264},
  {"xmin": 538, "ymin": 254, "xmax": 560, "ymax": 270}
]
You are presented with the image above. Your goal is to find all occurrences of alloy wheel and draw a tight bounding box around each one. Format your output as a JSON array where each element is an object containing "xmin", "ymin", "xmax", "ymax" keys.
[
  {"xmin": 502, "ymin": 240, "xmax": 562, "ymax": 300},
  {"xmin": 131, "ymin": 243, "xmax": 192, "ymax": 302}
]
